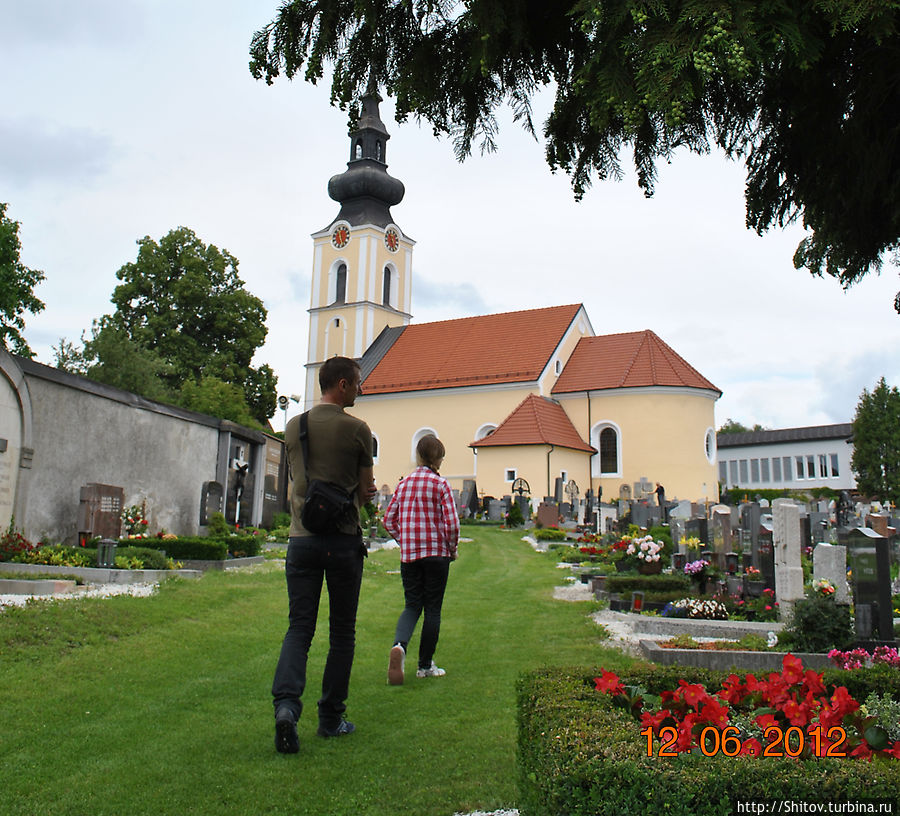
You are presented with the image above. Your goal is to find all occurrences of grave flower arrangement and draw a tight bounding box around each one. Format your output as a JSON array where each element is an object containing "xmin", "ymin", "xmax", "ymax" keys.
[
  {"xmin": 0, "ymin": 523, "xmax": 35, "ymax": 562},
  {"xmin": 812, "ymin": 578, "xmax": 836, "ymax": 597},
  {"xmin": 731, "ymin": 587, "xmax": 780, "ymax": 622},
  {"xmin": 662, "ymin": 597, "xmax": 728, "ymax": 620},
  {"xmin": 684, "ymin": 558, "xmax": 710, "ymax": 576},
  {"xmin": 626, "ymin": 534, "xmax": 665, "ymax": 563},
  {"xmin": 682, "ymin": 535, "xmax": 702, "ymax": 551},
  {"xmin": 745, "ymin": 566, "xmax": 762, "ymax": 578},
  {"xmin": 828, "ymin": 646, "xmax": 900, "ymax": 670},
  {"xmin": 594, "ymin": 654, "xmax": 900, "ymax": 759},
  {"xmin": 121, "ymin": 504, "xmax": 150, "ymax": 538}
]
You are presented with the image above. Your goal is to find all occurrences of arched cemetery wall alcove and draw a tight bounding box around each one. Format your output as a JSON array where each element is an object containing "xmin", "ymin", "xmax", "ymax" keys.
[{"xmin": 0, "ymin": 350, "xmax": 34, "ymax": 534}]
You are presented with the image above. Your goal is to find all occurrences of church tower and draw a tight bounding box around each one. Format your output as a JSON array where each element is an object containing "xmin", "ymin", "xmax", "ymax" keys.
[{"xmin": 304, "ymin": 87, "xmax": 413, "ymax": 407}]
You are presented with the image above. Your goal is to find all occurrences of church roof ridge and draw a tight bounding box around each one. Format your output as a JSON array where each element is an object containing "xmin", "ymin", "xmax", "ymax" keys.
[
  {"xmin": 551, "ymin": 329, "xmax": 720, "ymax": 395},
  {"xmin": 359, "ymin": 304, "xmax": 584, "ymax": 395},
  {"xmin": 469, "ymin": 393, "xmax": 595, "ymax": 452}
]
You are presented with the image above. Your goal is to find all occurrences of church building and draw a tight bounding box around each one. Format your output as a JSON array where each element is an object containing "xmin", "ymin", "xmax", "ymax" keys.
[{"xmin": 304, "ymin": 89, "xmax": 721, "ymax": 507}]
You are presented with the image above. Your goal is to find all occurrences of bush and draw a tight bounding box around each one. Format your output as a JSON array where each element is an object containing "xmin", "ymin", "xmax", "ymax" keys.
[
  {"xmin": 206, "ymin": 512, "xmax": 230, "ymax": 537},
  {"xmin": 115, "ymin": 546, "xmax": 170, "ymax": 570},
  {"xmin": 534, "ymin": 528, "xmax": 567, "ymax": 542},
  {"xmin": 605, "ymin": 574, "xmax": 690, "ymax": 594},
  {"xmin": 14, "ymin": 544, "xmax": 91, "ymax": 568},
  {"xmin": 119, "ymin": 537, "xmax": 227, "ymax": 560},
  {"xmin": 518, "ymin": 665, "xmax": 900, "ymax": 816},
  {"xmin": 226, "ymin": 534, "xmax": 262, "ymax": 558},
  {"xmin": 779, "ymin": 595, "xmax": 854, "ymax": 653},
  {"xmin": 271, "ymin": 511, "xmax": 291, "ymax": 530},
  {"xmin": 506, "ymin": 501, "xmax": 525, "ymax": 528}
]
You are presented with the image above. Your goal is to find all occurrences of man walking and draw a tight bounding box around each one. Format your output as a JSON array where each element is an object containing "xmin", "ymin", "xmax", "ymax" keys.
[{"xmin": 272, "ymin": 356, "xmax": 376, "ymax": 753}]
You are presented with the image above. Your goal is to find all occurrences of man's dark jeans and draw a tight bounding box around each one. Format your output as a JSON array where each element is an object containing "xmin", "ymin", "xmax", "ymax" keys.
[
  {"xmin": 394, "ymin": 556, "xmax": 451, "ymax": 669},
  {"xmin": 272, "ymin": 535, "xmax": 364, "ymax": 730}
]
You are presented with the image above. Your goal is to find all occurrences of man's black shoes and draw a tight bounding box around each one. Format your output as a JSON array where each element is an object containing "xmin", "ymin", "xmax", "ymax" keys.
[
  {"xmin": 316, "ymin": 719, "xmax": 355, "ymax": 738},
  {"xmin": 274, "ymin": 708, "xmax": 299, "ymax": 754}
]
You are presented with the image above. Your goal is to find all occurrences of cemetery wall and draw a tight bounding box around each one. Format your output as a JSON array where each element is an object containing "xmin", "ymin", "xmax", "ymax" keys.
[
  {"xmin": 0, "ymin": 355, "xmax": 31, "ymax": 534},
  {"xmin": 22, "ymin": 371, "xmax": 220, "ymax": 544},
  {"xmin": 556, "ymin": 387, "xmax": 719, "ymax": 503}
]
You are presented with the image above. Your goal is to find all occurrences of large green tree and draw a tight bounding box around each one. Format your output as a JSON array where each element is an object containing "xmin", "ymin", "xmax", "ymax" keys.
[
  {"xmin": 851, "ymin": 377, "xmax": 900, "ymax": 503},
  {"xmin": 0, "ymin": 202, "xmax": 45, "ymax": 357},
  {"xmin": 71, "ymin": 227, "xmax": 277, "ymax": 425},
  {"xmin": 250, "ymin": 0, "xmax": 900, "ymax": 305}
]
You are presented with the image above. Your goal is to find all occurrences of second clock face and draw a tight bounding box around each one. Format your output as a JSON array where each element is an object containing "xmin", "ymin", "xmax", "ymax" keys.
[
  {"xmin": 332, "ymin": 225, "xmax": 350, "ymax": 249},
  {"xmin": 384, "ymin": 228, "xmax": 399, "ymax": 252}
]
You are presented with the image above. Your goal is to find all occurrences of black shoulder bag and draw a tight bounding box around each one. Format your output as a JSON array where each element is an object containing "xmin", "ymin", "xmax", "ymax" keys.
[{"xmin": 298, "ymin": 411, "xmax": 354, "ymax": 535}]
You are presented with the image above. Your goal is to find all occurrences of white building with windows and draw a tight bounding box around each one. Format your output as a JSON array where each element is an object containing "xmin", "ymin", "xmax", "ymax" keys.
[{"xmin": 716, "ymin": 424, "xmax": 856, "ymax": 492}]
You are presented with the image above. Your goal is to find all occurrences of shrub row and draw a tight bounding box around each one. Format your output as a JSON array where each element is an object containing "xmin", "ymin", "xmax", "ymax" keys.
[
  {"xmin": 605, "ymin": 574, "xmax": 690, "ymax": 594},
  {"xmin": 517, "ymin": 665, "xmax": 900, "ymax": 816},
  {"xmin": 118, "ymin": 537, "xmax": 227, "ymax": 561}
]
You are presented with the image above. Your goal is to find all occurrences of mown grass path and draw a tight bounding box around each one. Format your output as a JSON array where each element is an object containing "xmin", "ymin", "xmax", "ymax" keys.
[{"xmin": 0, "ymin": 529, "xmax": 634, "ymax": 816}]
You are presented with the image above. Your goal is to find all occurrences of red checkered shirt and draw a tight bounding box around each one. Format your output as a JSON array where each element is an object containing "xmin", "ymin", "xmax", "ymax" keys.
[{"xmin": 383, "ymin": 466, "xmax": 460, "ymax": 562}]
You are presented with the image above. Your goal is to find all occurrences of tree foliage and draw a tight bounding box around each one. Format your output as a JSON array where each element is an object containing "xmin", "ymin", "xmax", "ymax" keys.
[
  {"xmin": 717, "ymin": 418, "xmax": 766, "ymax": 434},
  {"xmin": 250, "ymin": 0, "xmax": 900, "ymax": 303},
  {"xmin": 851, "ymin": 377, "xmax": 900, "ymax": 503},
  {"xmin": 0, "ymin": 202, "xmax": 45, "ymax": 357},
  {"xmin": 58, "ymin": 227, "xmax": 277, "ymax": 426}
]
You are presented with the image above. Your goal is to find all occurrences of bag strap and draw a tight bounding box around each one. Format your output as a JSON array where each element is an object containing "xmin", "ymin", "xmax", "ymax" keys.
[{"xmin": 299, "ymin": 411, "xmax": 312, "ymax": 481}]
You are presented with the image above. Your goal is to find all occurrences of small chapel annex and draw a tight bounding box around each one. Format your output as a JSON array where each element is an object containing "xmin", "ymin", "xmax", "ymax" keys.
[{"xmin": 303, "ymin": 88, "xmax": 721, "ymax": 506}]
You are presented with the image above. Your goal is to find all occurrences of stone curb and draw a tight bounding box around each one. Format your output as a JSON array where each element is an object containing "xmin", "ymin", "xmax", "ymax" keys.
[
  {"xmin": 640, "ymin": 639, "xmax": 833, "ymax": 671},
  {"xmin": 0, "ymin": 578, "xmax": 78, "ymax": 595},
  {"xmin": 0, "ymin": 562, "xmax": 202, "ymax": 584}
]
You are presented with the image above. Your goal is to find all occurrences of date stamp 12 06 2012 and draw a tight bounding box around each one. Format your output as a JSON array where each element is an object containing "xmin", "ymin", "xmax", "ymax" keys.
[{"xmin": 643, "ymin": 725, "xmax": 850, "ymax": 758}]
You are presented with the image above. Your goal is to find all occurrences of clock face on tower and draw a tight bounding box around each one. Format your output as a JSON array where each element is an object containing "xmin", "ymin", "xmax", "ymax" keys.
[
  {"xmin": 384, "ymin": 227, "xmax": 399, "ymax": 252},
  {"xmin": 331, "ymin": 224, "xmax": 350, "ymax": 249}
]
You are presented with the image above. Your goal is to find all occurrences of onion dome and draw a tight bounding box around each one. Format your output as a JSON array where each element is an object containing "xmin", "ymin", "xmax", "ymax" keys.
[{"xmin": 327, "ymin": 87, "xmax": 405, "ymax": 228}]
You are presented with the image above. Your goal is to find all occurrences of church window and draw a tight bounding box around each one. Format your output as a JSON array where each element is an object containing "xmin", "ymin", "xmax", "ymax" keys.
[
  {"xmin": 334, "ymin": 318, "xmax": 341, "ymax": 327},
  {"xmin": 411, "ymin": 427, "xmax": 439, "ymax": 463},
  {"xmin": 555, "ymin": 360, "xmax": 561, "ymax": 375},
  {"xmin": 335, "ymin": 264, "xmax": 347, "ymax": 303},
  {"xmin": 474, "ymin": 423, "xmax": 497, "ymax": 441},
  {"xmin": 354, "ymin": 140, "xmax": 363, "ymax": 159},
  {"xmin": 505, "ymin": 468, "xmax": 517, "ymax": 482},
  {"xmin": 592, "ymin": 423, "xmax": 621, "ymax": 477},
  {"xmin": 704, "ymin": 428, "xmax": 716, "ymax": 463},
  {"xmin": 383, "ymin": 266, "xmax": 392, "ymax": 306},
  {"xmin": 376, "ymin": 140, "xmax": 382, "ymax": 161}
]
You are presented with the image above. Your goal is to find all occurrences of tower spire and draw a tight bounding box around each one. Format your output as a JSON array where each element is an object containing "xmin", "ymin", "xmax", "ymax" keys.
[{"xmin": 326, "ymin": 86, "xmax": 405, "ymax": 228}]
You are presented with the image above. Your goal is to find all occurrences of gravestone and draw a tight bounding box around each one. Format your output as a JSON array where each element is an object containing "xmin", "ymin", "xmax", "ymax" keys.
[
  {"xmin": 631, "ymin": 502, "xmax": 651, "ymax": 529},
  {"xmin": 537, "ymin": 502, "xmax": 560, "ymax": 529},
  {"xmin": 846, "ymin": 527, "xmax": 895, "ymax": 643},
  {"xmin": 799, "ymin": 515, "xmax": 813, "ymax": 551},
  {"xmin": 670, "ymin": 500, "xmax": 692, "ymax": 521},
  {"xmin": 514, "ymin": 494, "xmax": 531, "ymax": 520},
  {"xmin": 77, "ymin": 483, "xmax": 125, "ymax": 541},
  {"xmin": 710, "ymin": 506, "xmax": 731, "ymax": 553},
  {"xmin": 867, "ymin": 514, "xmax": 893, "ymax": 538},
  {"xmin": 758, "ymin": 522, "xmax": 775, "ymax": 588},
  {"xmin": 460, "ymin": 480, "xmax": 479, "ymax": 517},
  {"xmin": 200, "ymin": 480, "xmax": 224, "ymax": 525},
  {"xmin": 451, "ymin": 489, "xmax": 461, "ymax": 511},
  {"xmin": 772, "ymin": 499, "xmax": 805, "ymax": 616},
  {"xmin": 487, "ymin": 499, "xmax": 505, "ymax": 522},
  {"xmin": 685, "ymin": 517, "xmax": 708, "ymax": 545},
  {"xmin": 743, "ymin": 502, "xmax": 762, "ymax": 567},
  {"xmin": 809, "ymin": 511, "xmax": 829, "ymax": 544},
  {"xmin": 553, "ymin": 477, "xmax": 564, "ymax": 503},
  {"xmin": 559, "ymin": 502, "xmax": 572, "ymax": 519},
  {"xmin": 619, "ymin": 484, "xmax": 631, "ymax": 500},
  {"xmin": 812, "ymin": 543, "xmax": 851, "ymax": 605}
]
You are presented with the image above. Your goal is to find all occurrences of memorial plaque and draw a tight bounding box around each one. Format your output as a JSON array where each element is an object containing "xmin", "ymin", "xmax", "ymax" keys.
[
  {"xmin": 200, "ymin": 481, "xmax": 224, "ymax": 525},
  {"xmin": 78, "ymin": 483, "xmax": 125, "ymax": 540}
]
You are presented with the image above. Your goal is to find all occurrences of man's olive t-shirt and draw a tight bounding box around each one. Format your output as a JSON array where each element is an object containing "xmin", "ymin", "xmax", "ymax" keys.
[{"xmin": 285, "ymin": 403, "xmax": 374, "ymax": 537}]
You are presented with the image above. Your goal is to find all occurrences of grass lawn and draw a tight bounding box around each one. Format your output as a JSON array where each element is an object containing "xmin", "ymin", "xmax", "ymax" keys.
[{"xmin": 0, "ymin": 528, "xmax": 635, "ymax": 816}]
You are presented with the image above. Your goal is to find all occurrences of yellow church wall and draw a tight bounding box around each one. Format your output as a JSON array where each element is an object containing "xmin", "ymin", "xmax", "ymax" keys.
[
  {"xmin": 536, "ymin": 307, "xmax": 594, "ymax": 395},
  {"xmin": 353, "ymin": 384, "xmax": 539, "ymax": 491},
  {"xmin": 472, "ymin": 444, "xmax": 592, "ymax": 502},
  {"xmin": 556, "ymin": 388, "xmax": 719, "ymax": 504}
]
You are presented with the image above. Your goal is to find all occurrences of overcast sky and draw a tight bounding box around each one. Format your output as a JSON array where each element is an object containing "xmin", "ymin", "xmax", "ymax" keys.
[{"xmin": 4, "ymin": 0, "xmax": 898, "ymax": 432}]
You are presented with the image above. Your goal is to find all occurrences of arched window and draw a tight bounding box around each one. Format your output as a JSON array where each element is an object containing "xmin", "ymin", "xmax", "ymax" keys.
[
  {"xmin": 376, "ymin": 140, "xmax": 382, "ymax": 161},
  {"xmin": 411, "ymin": 427, "xmax": 438, "ymax": 463},
  {"xmin": 354, "ymin": 140, "xmax": 363, "ymax": 160},
  {"xmin": 591, "ymin": 422, "xmax": 622, "ymax": 477},
  {"xmin": 382, "ymin": 266, "xmax": 392, "ymax": 306},
  {"xmin": 474, "ymin": 423, "xmax": 497, "ymax": 441},
  {"xmin": 335, "ymin": 264, "xmax": 346, "ymax": 303}
]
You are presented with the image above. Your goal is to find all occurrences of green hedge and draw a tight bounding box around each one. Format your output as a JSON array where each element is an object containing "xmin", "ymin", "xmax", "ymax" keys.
[
  {"xmin": 534, "ymin": 528, "xmax": 568, "ymax": 541},
  {"xmin": 517, "ymin": 665, "xmax": 900, "ymax": 816},
  {"xmin": 119, "ymin": 537, "xmax": 227, "ymax": 560},
  {"xmin": 606, "ymin": 574, "xmax": 690, "ymax": 594}
]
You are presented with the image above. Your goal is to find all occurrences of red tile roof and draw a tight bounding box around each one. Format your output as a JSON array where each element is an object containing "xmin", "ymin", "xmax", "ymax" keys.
[
  {"xmin": 551, "ymin": 331, "xmax": 720, "ymax": 395},
  {"xmin": 470, "ymin": 394, "xmax": 596, "ymax": 453},
  {"xmin": 361, "ymin": 304, "xmax": 583, "ymax": 394}
]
